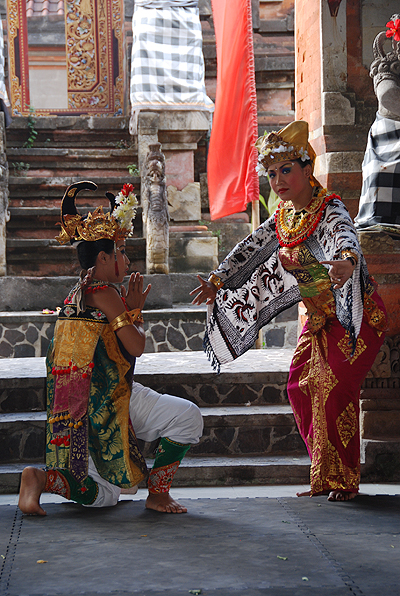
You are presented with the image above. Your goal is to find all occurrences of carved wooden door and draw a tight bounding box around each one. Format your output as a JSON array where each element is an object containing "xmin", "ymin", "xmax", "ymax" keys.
[{"xmin": 7, "ymin": 0, "xmax": 124, "ymax": 116}]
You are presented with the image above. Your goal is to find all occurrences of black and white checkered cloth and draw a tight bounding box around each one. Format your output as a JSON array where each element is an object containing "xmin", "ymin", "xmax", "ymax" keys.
[
  {"xmin": 129, "ymin": 1, "xmax": 213, "ymax": 132},
  {"xmin": 0, "ymin": 21, "xmax": 9, "ymax": 107},
  {"xmin": 355, "ymin": 112, "xmax": 400, "ymax": 229}
]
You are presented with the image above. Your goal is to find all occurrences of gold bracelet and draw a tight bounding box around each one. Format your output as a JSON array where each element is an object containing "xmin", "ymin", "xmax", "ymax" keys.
[
  {"xmin": 109, "ymin": 310, "xmax": 133, "ymax": 332},
  {"xmin": 208, "ymin": 274, "xmax": 224, "ymax": 290},
  {"xmin": 129, "ymin": 308, "xmax": 144, "ymax": 323},
  {"xmin": 341, "ymin": 250, "xmax": 358, "ymax": 266}
]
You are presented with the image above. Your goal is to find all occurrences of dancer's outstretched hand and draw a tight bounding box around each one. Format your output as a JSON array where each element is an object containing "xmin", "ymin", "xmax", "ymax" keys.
[
  {"xmin": 190, "ymin": 275, "xmax": 218, "ymax": 305},
  {"xmin": 320, "ymin": 259, "xmax": 355, "ymax": 289}
]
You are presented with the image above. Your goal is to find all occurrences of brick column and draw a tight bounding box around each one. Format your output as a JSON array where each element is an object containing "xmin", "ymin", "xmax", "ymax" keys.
[{"xmin": 295, "ymin": 0, "xmax": 400, "ymax": 480}]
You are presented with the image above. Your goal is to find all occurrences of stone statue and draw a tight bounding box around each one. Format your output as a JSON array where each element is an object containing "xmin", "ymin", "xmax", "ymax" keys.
[
  {"xmin": 142, "ymin": 143, "xmax": 169, "ymax": 274},
  {"xmin": 355, "ymin": 14, "xmax": 400, "ymax": 232}
]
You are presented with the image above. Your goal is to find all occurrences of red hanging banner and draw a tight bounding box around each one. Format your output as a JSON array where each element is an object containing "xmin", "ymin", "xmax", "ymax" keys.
[{"xmin": 208, "ymin": 0, "xmax": 259, "ymax": 221}]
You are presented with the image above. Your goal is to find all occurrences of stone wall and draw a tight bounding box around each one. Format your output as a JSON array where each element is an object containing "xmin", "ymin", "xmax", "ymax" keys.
[{"xmin": 0, "ymin": 305, "xmax": 299, "ymax": 358}]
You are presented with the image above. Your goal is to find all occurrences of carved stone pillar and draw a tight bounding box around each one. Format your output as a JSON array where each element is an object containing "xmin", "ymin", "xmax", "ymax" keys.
[
  {"xmin": 142, "ymin": 142, "xmax": 169, "ymax": 275},
  {"xmin": 358, "ymin": 229, "xmax": 400, "ymax": 481},
  {"xmin": 0, "ymin": 113, "xmax": 9, "ymax": 276}
]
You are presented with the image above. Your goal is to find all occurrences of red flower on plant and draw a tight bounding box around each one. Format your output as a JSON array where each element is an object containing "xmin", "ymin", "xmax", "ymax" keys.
[
  {"xmin": 121, "ymin": 183, "xmax": 134, "ymax": 197},
  {"xmin": 386, "ymin": 19, "xmax": 400, "ymax": 42}
]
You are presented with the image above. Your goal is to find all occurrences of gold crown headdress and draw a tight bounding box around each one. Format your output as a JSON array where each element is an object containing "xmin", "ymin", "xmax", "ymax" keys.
[
  {"xmin": 56, "ymin": 181, "xmax": 138, "ymax": 245},
  {"xmin": 255, "ymin": 120, "xmax": 321, "ymax": 186}
]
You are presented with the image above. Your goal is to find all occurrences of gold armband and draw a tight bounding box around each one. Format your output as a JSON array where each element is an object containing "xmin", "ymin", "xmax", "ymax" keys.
[
  {"xmin": 109, "ymin": 310, "xmax": 133, "ymax": 332},
  {"xmin": 208, "ymin": 274, "xmax": 224, "ymax": 290},
  {"xmin": 129, "ymin": 308, "xmax": 144, "ymax": 323},
  {"xmin": 341, "ymin": 250, "xmax": 358, "ymax": 267}
]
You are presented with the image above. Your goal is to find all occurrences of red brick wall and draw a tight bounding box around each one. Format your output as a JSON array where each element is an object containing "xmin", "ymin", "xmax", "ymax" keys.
[
  {"xmin": 295, "ymin": 0, "xmax": 322, "ymax": 132},
  {"xmin": 346, "ymin": 0, "xmax": 377, "ymax": 108}
]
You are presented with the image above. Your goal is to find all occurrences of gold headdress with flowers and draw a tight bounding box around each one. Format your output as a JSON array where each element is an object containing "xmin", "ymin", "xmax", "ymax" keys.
[
  {"xmin": 255, "ymin": 120, "xmax": 321, "ymax": 186},
  {"xmin": 56, "ymin": 181, "xmax": 138, "ymax": 245}
]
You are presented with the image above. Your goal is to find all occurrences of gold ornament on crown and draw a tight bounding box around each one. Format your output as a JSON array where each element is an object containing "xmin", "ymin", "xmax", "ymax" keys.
[
  {"xmin": 56, "ymin": 184, "xmax": 138, "ymax": 245},
  {"xmin": 255, "ymin": 132, "xmax": 310, "ymax": 176}
]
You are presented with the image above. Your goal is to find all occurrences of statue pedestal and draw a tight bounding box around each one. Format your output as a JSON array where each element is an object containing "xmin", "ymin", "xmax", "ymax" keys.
[
  {"xmin": 358, "ymin": 230, "xmax": 400, "ymax": 481},
  {"xmin": 169, "ymin": 227, "xmax": 218, "ymax": 273},
  {"xmin": 359, "ymin": 230, "xmax": 400, "ymax": 337}
]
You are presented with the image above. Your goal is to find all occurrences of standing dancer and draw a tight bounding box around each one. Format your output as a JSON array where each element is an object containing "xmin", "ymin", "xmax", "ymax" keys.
[{"xmin": 191, "ymin": 121, "xmax": 386, "ymax": 501}]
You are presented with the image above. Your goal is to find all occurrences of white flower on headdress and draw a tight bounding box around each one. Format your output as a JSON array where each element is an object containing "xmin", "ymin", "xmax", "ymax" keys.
[
  {"xmin": 298, "ymin": 147, "xmax": 310, "ymax": 162},
  {"xmin": 113, "ymin": 183, "xmax": 138, "ymax": 235},
  {"xmin": 256, "ymin": 162, "xmax": 267, "ymax": 177},
  {"xmin": 272, "ymin": 144, "xmax": 288, "ymax": 154}
]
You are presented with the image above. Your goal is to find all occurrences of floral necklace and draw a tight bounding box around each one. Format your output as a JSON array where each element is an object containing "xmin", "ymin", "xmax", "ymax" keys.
[{"xmin": 275, "ymin": 188, "xmax": 340, "ymax": 247}]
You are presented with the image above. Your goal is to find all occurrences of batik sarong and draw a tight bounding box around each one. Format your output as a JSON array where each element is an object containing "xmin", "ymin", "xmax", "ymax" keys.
[{"xmin": 287, "ymin": 292, "xmax": 386, "ymax": 495}]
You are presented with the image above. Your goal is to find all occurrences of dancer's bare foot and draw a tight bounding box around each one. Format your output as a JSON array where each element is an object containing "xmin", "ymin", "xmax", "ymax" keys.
[
  {"xmin": 296, "ymin": 489, "xmax": 357, "ymax": 501},
  {"xmin": 296, "ymin": 490, "xmax": 312, "ymax": 497},
  {"xmin": 18, "ymin": 467, "xmax": 47, "ymax": 516},
  {"xmin": 145, "ymin": 492, "xmax": 187, "ymax": 513},
  {"xmin": 327, "ymin": 490, "xmax": 357, "ymax": 501}
]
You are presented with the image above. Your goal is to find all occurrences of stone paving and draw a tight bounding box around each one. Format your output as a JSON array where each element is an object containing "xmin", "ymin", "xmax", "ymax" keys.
[{"xmin": 0, "ymin": 491, "xmax": 399, "ymax": 596}]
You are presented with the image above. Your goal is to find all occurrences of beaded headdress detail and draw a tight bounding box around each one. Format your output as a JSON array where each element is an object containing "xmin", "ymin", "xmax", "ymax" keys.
[
  {"xmin": 56, "ymin": 181, "xmax": 138, "ymax": 245},
  {"xmin": 255, "ymin": 120, "xmax": 322, "ymax": 187},
  {"xmin": 255, "ymin": 120, "xmax": 315, "ymax": 175}
]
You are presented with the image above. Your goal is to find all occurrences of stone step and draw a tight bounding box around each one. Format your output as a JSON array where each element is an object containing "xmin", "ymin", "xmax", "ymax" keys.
[
  {"xmin": 0, "ymin": 352, "xmax": 293, "ymax": 410},
  {"xmin": 8, "ymin": 176, "xmax": 141, "ymax": 208},
  {"xmin": 0, "ymin": 405, "xmax": 306, "ymax": 465},
  {"xmin": 6, "ymin": 207, "xmax": 144, "ymax": 239},
  {"xmin": 0, "ymin": 454, "xmax": 312, "ymax": 494},
  {"xmin": 6, "ymin": 116, "xmax": 135, "ymax": 149},
  {"xmin": 5, "ymin": 237, "xmax": 146, "ymax": 276},
  {"xmin": 0, "ymin": 274, "xmax": 207, "ymax": 311},
  {"xmin": 8, "ymin": 148, "xmax": 139, "ymax": 177},
  {"xmin": 0, "ymin": 350, "xmax": 310, "ymax": 493}
]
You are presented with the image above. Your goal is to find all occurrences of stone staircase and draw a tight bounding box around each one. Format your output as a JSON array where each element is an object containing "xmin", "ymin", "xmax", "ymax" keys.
[
  {"xmin": 6, "ymin": 116, "xmax": 144, "ymax": 276},
  {"xmin": 0, "ymin": 350, "xmax": 311, "ymax": 494}
]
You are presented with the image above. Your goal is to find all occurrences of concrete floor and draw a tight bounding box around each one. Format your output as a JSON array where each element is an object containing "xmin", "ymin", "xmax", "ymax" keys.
[{"xmin": 1, "ymin": 485, "xmax": 399, "ymax": 596}]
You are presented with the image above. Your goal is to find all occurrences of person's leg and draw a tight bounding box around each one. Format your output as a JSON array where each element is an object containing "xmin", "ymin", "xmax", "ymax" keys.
[
  {"xmin": 18, "ymin": 466, "xmax": 99, "ymax": 515},
  {"xmin": 18, "ymin": 457, "xmax": 121, "ymax": 515},
  {"xmin": 18, "ymin": 467, "xmax": 47, "ymax": 515},
  {"xmin": 83, "ymin": 456, "xmax": 121, "ymax": 507},
  {"xmin": 129, "ymin": 382, "xmax": 203, "ymax": 513}
]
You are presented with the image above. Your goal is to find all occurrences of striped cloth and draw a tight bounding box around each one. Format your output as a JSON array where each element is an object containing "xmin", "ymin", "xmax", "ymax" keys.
[
  {"xmin": 129, "ymin": 1, "xmax": 213, "ymax": 132},
  {"xmin": 355, "ymin": 113, "xmax": 400, "ymax": 229}
]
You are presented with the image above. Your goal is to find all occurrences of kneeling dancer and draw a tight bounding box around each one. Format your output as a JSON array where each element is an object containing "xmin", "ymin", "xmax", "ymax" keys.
[{"xmin": 19, "ymin": 181, "xmax": 203, "ymax": 515}]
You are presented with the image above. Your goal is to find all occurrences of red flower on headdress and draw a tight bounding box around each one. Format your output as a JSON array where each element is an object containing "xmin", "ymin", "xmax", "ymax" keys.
[
  {"xmin": 121, "ymin": 183, "xmax": 134, "ymax": 197},
  {"xmin": 386, "ymin": 19, "xmax": 400, "ymax": 41}
]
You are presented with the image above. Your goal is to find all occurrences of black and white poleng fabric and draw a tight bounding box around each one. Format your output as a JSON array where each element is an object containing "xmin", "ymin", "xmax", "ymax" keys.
[
  {"xmin": 355, "ymin": 112, "xmax": 400, "ymax": 229},
  {"xmin": 129, "ymin": 0, "xmax": 214, "ymax": 132}
]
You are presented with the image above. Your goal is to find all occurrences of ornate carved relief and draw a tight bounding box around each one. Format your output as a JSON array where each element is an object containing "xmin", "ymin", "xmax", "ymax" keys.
[
  {"xmin": 6, "ymin": 0, "xmax": 124, "ymax": 115},
  {"xmin": 364, "ymin": 334, "xmax": 400, "ymax": 388},
  {"xmin": 7, "ymin": 0, "xmax": 30, "ymax": 114},
  {"xmin": 65, "ymin": 0, "xmax": 124, "ymax": 113}
]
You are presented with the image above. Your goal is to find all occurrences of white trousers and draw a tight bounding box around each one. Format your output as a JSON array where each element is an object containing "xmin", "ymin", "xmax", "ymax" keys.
[{"xmin": 86, "ymin": 382, "xmax": 203, "ymax": 507}]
